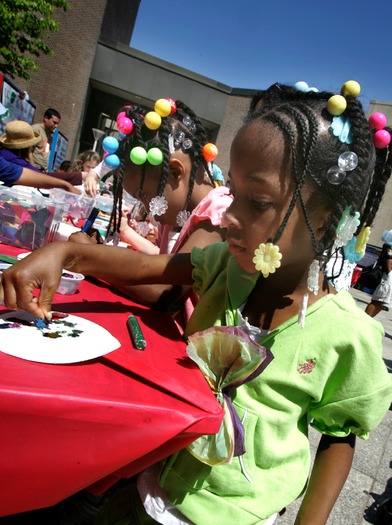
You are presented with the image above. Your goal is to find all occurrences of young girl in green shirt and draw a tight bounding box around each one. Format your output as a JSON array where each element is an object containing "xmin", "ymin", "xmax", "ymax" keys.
[{"xmin": 1, "ymin": 80, "xmax": 392, "ymax": 525}]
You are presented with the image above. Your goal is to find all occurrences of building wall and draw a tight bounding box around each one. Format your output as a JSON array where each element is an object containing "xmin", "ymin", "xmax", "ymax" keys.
[
  {"xmin": 17, "ymin": 0, "xmax": 109, "ymax": 161},
  {"xmin": 101, "ymin": 0, "xmax": 140, "ymax": 45},
  {"xmin": 215, "ymin": 94, "xmax": 251, "ymax": 178}
]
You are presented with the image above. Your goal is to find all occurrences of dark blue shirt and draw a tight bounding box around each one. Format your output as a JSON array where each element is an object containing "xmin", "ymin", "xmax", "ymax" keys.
[{"xmin": 0, "ymin": 155, "xmax": 23, "ymax": 186}]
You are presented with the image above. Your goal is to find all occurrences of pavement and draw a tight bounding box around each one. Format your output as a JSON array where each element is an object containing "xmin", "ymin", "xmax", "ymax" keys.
[{"xmin": 278, "ymin": 287, "xmax": 392, "ymax": 525}]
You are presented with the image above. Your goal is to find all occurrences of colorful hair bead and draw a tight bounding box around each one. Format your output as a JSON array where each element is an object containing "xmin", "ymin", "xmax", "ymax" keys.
[
  {"xmin": 369, "ymin": 112, "xmax": 387, "ymax": 130},
  {"xmin": 326, "ymin": 95, "xmax": 347, "ymax": 116},
  {"xmin": 369, "ymin": 112, "xmax": 391, "ymax": 149},
  {"xmin": 117, "ymin": 116, "xmax": 134, "ymax": 135},
  {"xmin": 293, "ymin": 81, "xmax": 318, "ymax": 93},
  {"xmin": 130, "ymin": 146, "xmax": 147, "ymax": 165},
  {"xmin": 327, "ymin": 81, "xmax": 360, "ymax": 147},
  {"xmin": 374, "ymin": 129, "xmax": 391, "ymax": 149},
  {"xmin": 144, "ymin": 111, "xmax": 162, "ymax": 130},
  {"xmin": 202, "ymin": 143, "xmax": 218, "ymax": 162},
  {"xmin": 167, "ymin": 98, "xmax": 177, "ymax": 115},
  {"xmin": 341, "ymin": 80, "xmax": 361, "ymax": 98},
  {"xmin": 104, "ymin": 154, "xmax": 120, "ymax": 169},
  {"xmin": 116, "ymin": 105, "xmax": 132, "ymax": 124},
  {"xmin": 102, "ymin": 136, "xmax": 119, "ymax": 154},
  {"xmin": 154, "ymin": 99, "xmax": 172, "ymax": 118},
  {"xmin": 327, "ymin": 80, "xmax": 360, "ymax": 118},
  {"xmin": 147, "ymin": 147, "xmax": 163, "ymax": 165}
]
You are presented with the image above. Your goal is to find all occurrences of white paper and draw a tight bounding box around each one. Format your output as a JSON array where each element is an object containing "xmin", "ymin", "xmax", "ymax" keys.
[{"xmin": 0, "ymin": 311, "xmax": 120, "ymax": 364}]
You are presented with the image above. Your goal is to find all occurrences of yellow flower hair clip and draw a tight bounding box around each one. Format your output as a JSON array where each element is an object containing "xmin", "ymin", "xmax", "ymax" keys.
[{"xmin": 253, "ymin": 242, "xmax": 282, "ymax": 278}]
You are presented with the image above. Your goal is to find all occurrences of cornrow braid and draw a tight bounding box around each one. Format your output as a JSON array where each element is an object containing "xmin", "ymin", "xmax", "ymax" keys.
[
  {"xmin": 264, "ymin": 102, "xmax": 321, "ymax": 255},
  {"xmin": 105, "ymin": 99, "xmax": 215, "ymax": 237},
  {"xmin": 107, "ymin": 159, "xmax": 124, "ymax": 238},
  {"xmin": 246, "ymin": 85, "xmax": 391, "ymax": 267},
  {"xmin": 155, "ymin": 117, "xmax": 172, "ymax": 198},
  {"xmin": 175, "ymin": 100, "xmax": 215, "ymax": 188}
]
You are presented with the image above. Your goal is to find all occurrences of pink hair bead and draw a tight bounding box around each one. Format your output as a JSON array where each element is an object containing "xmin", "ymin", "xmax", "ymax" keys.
[
  {"xmin": 369, "ymin": 112, "xmax": 387, "ymax": 131},
  {"xmin": 117, "ymin": 116, "xmax": 134, "ymax": 135},
  {"xmin": 117, "ymin": 111, "xmax": 126, "ymax": 122},
  {"xmin": 374, "ymin": 129, "xmax": 391, "ymax": 149}
]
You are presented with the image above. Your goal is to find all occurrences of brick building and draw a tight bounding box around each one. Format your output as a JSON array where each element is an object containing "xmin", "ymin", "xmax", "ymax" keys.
[{"xmin": 9, "ymin": 0, "xmax": 392, "ymax": 248}]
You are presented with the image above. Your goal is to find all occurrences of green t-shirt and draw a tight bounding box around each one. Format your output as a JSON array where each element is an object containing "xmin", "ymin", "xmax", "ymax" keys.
[{"xmin": 159, "ymin": 242, "xmax": 392, "ymax": 525}]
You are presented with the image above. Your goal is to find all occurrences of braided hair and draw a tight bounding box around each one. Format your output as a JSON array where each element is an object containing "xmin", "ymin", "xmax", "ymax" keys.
[
  {"xmin": 107, "ymin": 100, "xmax": 214, "ymax": 239},
  {"xmin": 247, "ymin": 85, "xmax": 392, "ymax": 269}
]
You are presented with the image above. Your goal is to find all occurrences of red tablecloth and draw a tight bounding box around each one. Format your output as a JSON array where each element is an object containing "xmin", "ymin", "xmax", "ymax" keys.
[{"xmin": 0, "ymin": 244, "xmax": 223, "ymax": 517}]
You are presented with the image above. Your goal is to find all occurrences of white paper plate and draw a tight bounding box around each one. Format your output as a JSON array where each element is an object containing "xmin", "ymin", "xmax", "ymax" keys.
[{"xmin": 0, "ymin": 311, "xmax": 120, "ymax": 364}]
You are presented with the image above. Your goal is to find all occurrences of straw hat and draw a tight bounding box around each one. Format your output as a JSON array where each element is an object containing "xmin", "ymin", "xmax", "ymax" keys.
[{"xmin": 0, "ymin": 120, "xmax": 40, "ymax": 149}]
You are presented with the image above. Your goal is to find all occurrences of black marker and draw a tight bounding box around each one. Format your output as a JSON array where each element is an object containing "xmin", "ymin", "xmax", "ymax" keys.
[{"xmin": 127, "ymin": 315, "xmax": 147, "ymax": 350}]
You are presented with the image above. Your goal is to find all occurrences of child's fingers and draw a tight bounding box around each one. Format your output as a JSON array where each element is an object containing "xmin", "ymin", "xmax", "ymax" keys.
[
  {"xmin": 1, "ymin": 271, "xmax": 45, "ymax": 318},
  {"xmin": 36, "ymin": 290, "xmax": 56, "ymax": 321}
]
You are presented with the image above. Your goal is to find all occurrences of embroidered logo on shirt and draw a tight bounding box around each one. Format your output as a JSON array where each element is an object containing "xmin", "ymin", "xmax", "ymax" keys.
[{"xmin": 298, "ymin": 358, "xmax": 316, "ymax": 374}]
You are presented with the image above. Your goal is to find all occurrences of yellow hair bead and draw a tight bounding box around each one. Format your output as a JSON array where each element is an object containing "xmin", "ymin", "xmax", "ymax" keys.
[
  {"xmin": 154, "ymin": 99, "xmax": 172, "ymax": 118},
  {"xmin": 327, "ymin": 94, "xmax": 347, "ymax": 116},
  {"xmin": 144, "ymin": 111, "xmax": 162, "ymax": 130},
  {"xmin": 341, "ymin": 80, "xmax": 361, "ymax": 98}
]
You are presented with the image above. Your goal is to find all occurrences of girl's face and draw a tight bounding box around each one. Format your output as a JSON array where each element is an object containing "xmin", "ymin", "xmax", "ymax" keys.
[
  {"xmin": 83, "ymin": 159, "xmax": 98, "ymax": 172},
  {"xmin": 222, "ymin": 120, "xmax": 329, "ymax": 276},
  {"xmin": 123, "ymin": 151, "xmax": 191, "ymax": 227}
]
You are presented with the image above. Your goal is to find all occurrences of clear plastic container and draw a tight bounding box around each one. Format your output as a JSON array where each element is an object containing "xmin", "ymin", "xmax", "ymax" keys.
[
  {"xmin": 50, "ymin": 188, "xmax": 96, "ymax": 219},
  {"xmin": 56, "ymin": 271, "xmax": 85, "ymax": 295},
  {"xmin": 0, "ymin": 186, "xmax": 67, "ymax": 250}
]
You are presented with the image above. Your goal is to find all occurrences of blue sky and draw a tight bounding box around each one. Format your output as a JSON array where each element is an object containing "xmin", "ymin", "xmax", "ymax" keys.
[{"xmin": 131, "ymin": 0, "xmax": 392, "ymax": 111}]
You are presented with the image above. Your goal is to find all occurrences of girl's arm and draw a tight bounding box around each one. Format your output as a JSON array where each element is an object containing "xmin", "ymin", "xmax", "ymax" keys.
[
  {"xmin": 16, "ymin": 167, "xmax": 81, "ymax": 194},
  {"xmin": 0, "ymin": 241, "xmax": 193, "ymax": 320},
  {"xmin": 294, "ymin": 433, "xmax": 356, "ymax": 525},
  {"xmin": 112, "ymin": 222, "xmax": 225, "ymax": 307},
  {"xmin": 119, "ymin": 216, "xmax": 160, "ymax": 255}
]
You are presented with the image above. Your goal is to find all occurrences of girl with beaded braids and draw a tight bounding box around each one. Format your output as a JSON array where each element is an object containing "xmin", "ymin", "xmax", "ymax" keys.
[
  {"xmin": 2, "ymin": 81, "xmax": 392, "ymax": 525},
  {"xmin": 80, "ymin": 99, "xmax": 232, "ymax": 327}
]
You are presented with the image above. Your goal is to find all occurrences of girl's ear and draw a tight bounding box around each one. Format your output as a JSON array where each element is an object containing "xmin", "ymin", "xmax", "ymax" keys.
[{"xmin": 169, "ymin": 158, "xmax": 187, "ymax": 180}]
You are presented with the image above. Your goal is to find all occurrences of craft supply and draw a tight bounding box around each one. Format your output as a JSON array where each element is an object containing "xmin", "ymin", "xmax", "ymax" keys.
[
  {"xmin": 0, "ymin": 311, "xmax": 120, "ymax": 363},
  {"xmin": 56, "ymin": 270, "xmax": 85, "ymax": 295},
  {"xmin": 81, "ymin": 207, "xmax": 99, "ymax": 233},
  {"xmin": 127, "ymin": 315, "xmax": 147, "ymax": 350},
  {"xmin": 0, "ymin": 254, "xmax": 18, "ymax": 265},
  {"xmin": 35, "ymin": 317, "xmax": 49, "ymax": 329}
]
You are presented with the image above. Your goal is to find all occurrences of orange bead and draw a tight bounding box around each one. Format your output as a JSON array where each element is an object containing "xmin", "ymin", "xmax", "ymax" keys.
[{"xmin": 202, "ymin": 143, "xmax": 218, "ymax": 162}]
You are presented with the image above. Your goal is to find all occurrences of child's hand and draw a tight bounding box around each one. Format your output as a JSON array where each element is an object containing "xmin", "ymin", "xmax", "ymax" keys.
[
  {"xmin": 68, "ymin": 231, "xmax": 99, "ymax": 245},
  {"xmin": 83, "ymin": 170, "xmax": 99, "ymax": 197},
  {"xmin": 0, "ymin": 244, "xmax": 68, "ymax": 320}
]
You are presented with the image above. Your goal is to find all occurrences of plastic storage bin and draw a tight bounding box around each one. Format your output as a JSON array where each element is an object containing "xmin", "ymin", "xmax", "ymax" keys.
[
  {"xmin": 50, "ymin": 188, "xmax": 96, "ymax": 219},
  {"xmin": 0, "ymin": 187, "xmax": 67, "ymax": 250}
]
